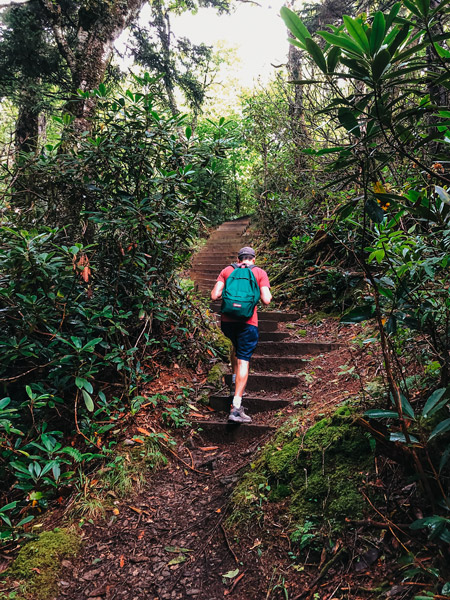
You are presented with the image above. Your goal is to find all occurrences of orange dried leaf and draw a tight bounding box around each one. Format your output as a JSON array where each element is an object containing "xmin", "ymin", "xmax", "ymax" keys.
[
  {"xmin": 119, "ymin": 555, "xmax": 125, "ymax": 568},
  {"xmin": 113, "ymin": 508, "xmax": 120, "ymax": 515},
  {"xmin": 134, "ymin": 438, "xmax": 144, "ymax": 444},
  {"xmin": 199, "ymin": 446, "xmax": 219, "ymax": 452},
  {"xmin": 129, "ymin": 506, "xmax": 142, "ymax": 514},
  {"xmin": 137, "ymin": 427, "xmax": 152, "ymax": 436}
]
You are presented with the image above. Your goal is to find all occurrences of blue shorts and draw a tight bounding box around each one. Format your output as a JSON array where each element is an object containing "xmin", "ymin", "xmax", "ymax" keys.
[{"xmin": 221, "ymin": 322, "xmax": 259, "ymax": 361}]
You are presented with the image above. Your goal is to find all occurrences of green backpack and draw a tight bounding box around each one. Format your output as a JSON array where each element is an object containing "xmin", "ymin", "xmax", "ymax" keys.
[{"xmin": 221, "ymin": 264, "xmax": 261, "ymax": 319}]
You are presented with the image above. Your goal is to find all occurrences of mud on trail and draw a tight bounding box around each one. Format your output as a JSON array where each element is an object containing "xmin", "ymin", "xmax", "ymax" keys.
[{"xmin": 56, "ymin": 220, "xmax": 375, "ymax": 600}]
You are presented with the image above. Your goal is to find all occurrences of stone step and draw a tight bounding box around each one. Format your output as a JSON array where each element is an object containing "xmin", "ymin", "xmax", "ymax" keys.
[
  {"xmin": 251, "ymin": 356, "xmax": 306, "ymax": 372},
  {"xmin": 209, "ymin": 395, "xmax": 290, "ymax": 413},
  {"xmin": 225, "ymin": 373, "xmax": 299, "ymax": 392},
  {"xmin": 191, "ymin": 420, "xmax": 275, "ymax": 442},
  {"xmin": 255, "ymin": 341, "xmax": 341, "ymax": 356}
]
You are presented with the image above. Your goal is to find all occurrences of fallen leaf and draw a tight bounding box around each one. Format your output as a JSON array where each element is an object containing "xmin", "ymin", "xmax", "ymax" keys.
[
  {"xmin": 222, "ymin": 568, "xmax": 239, "ymax": 578},
  {"xmin": 137, "ymin": 427, "xmax": 152, "ymax": 436},
  {"xmin": 138, "ymin": 530, "xmax": 145, "ymax": 540},
  {"xmin": 216, "ymin": 508, "xmax": 221, "ymax": 513},
  {"xmin": 190, "ymin": 412, "xmax": 206, "ymax": 418},
  {"xmin": 119, "ymin": 555, "xmax": 125, "ymax": 568},
  {"xmin": 134, "ymin": 438, "xmax": 144, "ymax": 444},
  {"xmin": 112, "ymin": 508, "xmax": 120, "ymax": 515},
  {"xmin": 129, "ymin": 506, "xmax": 142, "ymax": 514},
  {"xmin": 165, "ymin": 546, "xmax": 192, "ymax": 553},
  {"xmin": 168, "ymin": 555, "xmax": 186, "ymax": 566},
  {"xmin": 199, "ymin": 446, "xmax": 219, "ymax": 451}
]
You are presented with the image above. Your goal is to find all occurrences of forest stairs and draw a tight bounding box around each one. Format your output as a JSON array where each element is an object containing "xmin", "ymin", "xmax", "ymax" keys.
[{"xmin": 190, "ymin": 218, "xmax": 340, "ymax": 439}]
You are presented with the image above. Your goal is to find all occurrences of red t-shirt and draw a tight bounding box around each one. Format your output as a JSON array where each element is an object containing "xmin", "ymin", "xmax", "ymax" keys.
[{"xmin": 217, "ymin": 264, "xmax": 270, "ymax": 327}]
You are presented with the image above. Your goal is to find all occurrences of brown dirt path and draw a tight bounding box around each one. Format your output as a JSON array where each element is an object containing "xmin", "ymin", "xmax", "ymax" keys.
[{"xmin": 56, "ymin": 221, "xmax": 371, "ymax": 600}]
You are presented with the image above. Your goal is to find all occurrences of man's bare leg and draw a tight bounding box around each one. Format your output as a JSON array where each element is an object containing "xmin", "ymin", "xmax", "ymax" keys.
[{"xmin": 232, "ymin": 359, "xmax": 250, "ymax": 409}]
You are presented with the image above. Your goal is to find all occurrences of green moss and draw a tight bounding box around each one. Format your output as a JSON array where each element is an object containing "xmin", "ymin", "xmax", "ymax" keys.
[
  {"xmin": 228, "ymin": 466, "xmax": 267, "ymax": 526},
  {"xmin": 229, "ymin": 407, "xmax": 373, "ymax": 533},
  {"xmin": 212, "ymin": 329, "xmax": 232, "ymax": 360},
  {"xmin": 207, "ymin": 362, "xmax": 228, "ymax": 385},
  {"xmin": 8, "ymin": 529, "xmax": 81, "ymax": 600}
]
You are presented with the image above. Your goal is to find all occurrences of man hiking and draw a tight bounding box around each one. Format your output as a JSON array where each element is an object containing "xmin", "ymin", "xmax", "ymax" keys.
[{"xmin": 210, "ymin": 246, "xmax": 272, "ymax": 423}]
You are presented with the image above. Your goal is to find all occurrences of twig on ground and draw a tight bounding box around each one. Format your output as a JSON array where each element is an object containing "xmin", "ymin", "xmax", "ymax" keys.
[{"xmin": 221, "ymin": 523, "xmax": 239, "ymax": 563}]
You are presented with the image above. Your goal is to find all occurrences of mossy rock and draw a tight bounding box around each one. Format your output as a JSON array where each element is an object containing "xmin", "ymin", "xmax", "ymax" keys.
[
  {"xmin": 230, "ymin": 407, "xmax": 373, "ymax": 533},
  {"xmin": 207, "ymin": 362, "xmax": 228, "ymax": 385},
  {"xmin": 211, "ymin": 329, "xmax": 232, "ymax": 360},
  {"xmin": 8, "ymin": 528, "xmax": 82, "ymax": 600}
]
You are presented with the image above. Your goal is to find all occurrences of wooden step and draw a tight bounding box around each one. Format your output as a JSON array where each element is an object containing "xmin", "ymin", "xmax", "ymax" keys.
[
  {"xmin": 224, "ymin": 373, "xmax": 299, "ymax": 392},
  {"xmin": 209, "ymin": 395, "xmax": 290, "ymax": 413},
  {"xmin": 255, "ymin": 341, "xmax": 341, "ymax": 356},
  {"xmin": 251, "ymin": 356, "xmax": 306, "ymax": 372},
  {"xmin": 258, "ymin": 332, "xmax": 291, "ymax": 342}
]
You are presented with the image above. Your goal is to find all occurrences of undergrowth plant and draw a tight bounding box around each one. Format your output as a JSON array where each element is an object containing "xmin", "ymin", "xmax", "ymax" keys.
[
  {"xmin": 0, "ymin": 78, "xmax": 232, "ymax": 538},
  {"xmin": 280, "ymin": 0, "xmax": 450, "ymax": 544}
]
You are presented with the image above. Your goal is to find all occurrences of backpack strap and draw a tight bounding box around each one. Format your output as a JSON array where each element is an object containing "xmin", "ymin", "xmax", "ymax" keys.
[{"xmin": 230, "ymin": 263, "xmax": 255, "ymax": 270}]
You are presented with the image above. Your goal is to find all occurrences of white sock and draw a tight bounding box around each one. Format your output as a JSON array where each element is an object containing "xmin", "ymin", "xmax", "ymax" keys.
[{"xmin": 232, "ymin": 396, "xmax": 242, "ymax": 409}]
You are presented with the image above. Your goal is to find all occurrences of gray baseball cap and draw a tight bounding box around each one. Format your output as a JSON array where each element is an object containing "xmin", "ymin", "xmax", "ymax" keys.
[{"xmin": 238, "ymin": 246, "xmax": 256, "ymax": 258}]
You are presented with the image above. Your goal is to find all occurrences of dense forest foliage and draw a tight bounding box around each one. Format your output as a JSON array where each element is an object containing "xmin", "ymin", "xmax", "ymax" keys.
[{"xmin": 1, "ymin": 0, "xmax": 450, "ymax": 593}]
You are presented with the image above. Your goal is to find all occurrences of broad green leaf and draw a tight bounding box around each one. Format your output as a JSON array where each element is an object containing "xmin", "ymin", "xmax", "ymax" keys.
[
  {"xmin": 372, "ymin": 49, "xmax": 391, "ymax": 80},
  {"xmin": 390, "ymin": 432, "xmax": 419, "ymax": 443},
  {"xmin": 386, "ymin": 2, "xmax": 401, "ymax": 28},
  {"xmin": 429, "ymin": 418, "xmax": 450, "ymax": 441},
  {"xmin": 0, "ymin": 397, "xmax": 11, "ymax": 410},
  {"xmin": 435, "ymin": 186, "xmax": 450, "ymax": 204},
  {"xmin": 400, "ymin": 393, "xmax": 415, "ymax": 419},
  {"xmin": 340, "ymin": 304, "xmax": 375, "ymax": 323},
  {"xmin": 370, "ymin": 12, "xmax": 386, "ymax": 55},
  {"xmin": 327, "ymin": 46, "xmax": 341, "ymax": 72},
  {"xmin": 343, "ymin": 15, "xmax": 370, "ymax": 55},
  {"xmin": 416, "ymin": 0, "xmax": 430, "ymax": 17},
  {"xmin": 403, "ymin": 0, "xmax": 424, "ymax": 17},
  {"xmin": 337, "ymin": 107, "xmax": 361, "ymax": 137},
  {"xmin": 364, "ymin": 409, "xmax": 399, "ymax": 419},
  {"xmin": 280, "ymin": 7, "xmax": 312, "ymax": 43},
  {"xmin": 318, "ymin": 31, "xmax": 364, "ymax": 56},
  {"xmin": 305, "ymin": 38, "xmax": 328, "ymax": 73},
  {"xmin": 0, "ymin": 501, "xmax": 17, "ymax": 513},
  {"xmin": 17, "ymin": 515, "xmax": 34, "ymax": 527},
  {"xmin": 288, "ymin": 38, "xmax": 306, "ymax": 51},
  {"xmin": 434, "ymin": 43, "xmax": 450, "ymax": 58},
  {"xmin": 365, "ymin": 198, "xmax": 385, "ymax": 223},
  {"xmin": 82, "ymin": 389, "xmax": 94, "ymax": 412},
  {"xmin": 422, "ymin": 387, "xmax": 447, "ymax": 418}
]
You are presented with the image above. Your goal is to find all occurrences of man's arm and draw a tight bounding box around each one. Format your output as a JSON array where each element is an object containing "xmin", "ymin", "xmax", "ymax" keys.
[
  {"xmin": 260, "ymin": 286, "xmax": 272, "ymax": 305},
  {"xmin": 211, "ymin": 281, "xmax": 224, "ymax": 301}
]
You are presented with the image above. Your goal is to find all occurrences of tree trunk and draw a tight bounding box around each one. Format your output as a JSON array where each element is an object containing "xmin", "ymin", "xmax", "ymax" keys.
[
  {"xmin": 15, "ymin": 84, "xmax": 41, "ymax": 155},
  {"xmin": 39, "ymin": 0, "xmax": 148, "ymax": 133}
]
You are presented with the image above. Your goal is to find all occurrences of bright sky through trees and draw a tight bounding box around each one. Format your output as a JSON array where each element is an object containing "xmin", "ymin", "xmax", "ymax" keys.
[{"xmin": 171, "ymin": 1, "xmax": 288, "ymax": 87}]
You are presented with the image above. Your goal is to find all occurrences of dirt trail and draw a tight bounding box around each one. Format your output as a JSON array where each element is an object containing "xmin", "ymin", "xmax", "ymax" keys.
[{"xmin": 56, "ymin": 219, "xmax": 359, "ymax": 600}]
